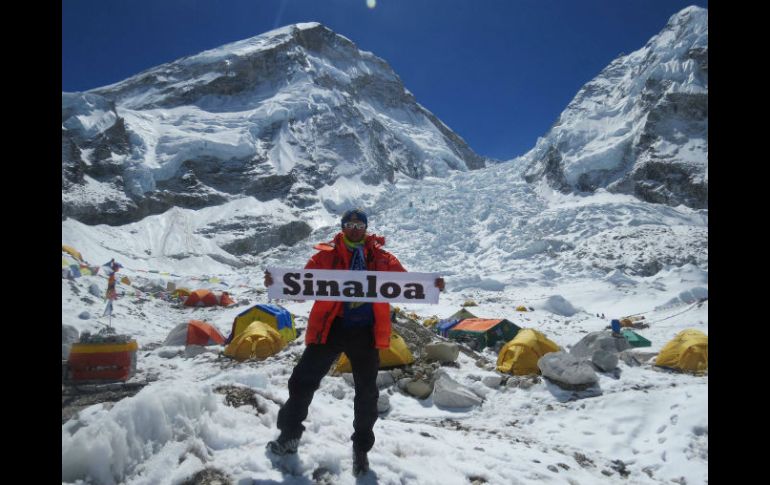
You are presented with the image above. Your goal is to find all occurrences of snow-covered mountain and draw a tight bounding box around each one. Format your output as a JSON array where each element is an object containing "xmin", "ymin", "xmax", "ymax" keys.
[
  {"xmin": 520, "ymin": 6, "xmax": 707, "ymax": 209},
  {"xmin": 62, "ymin": 22, "xmax": 487, "ymax": 226},
  {"xmin": 62, "ymin": 9, "xmax": 708, "ymax": 485}
]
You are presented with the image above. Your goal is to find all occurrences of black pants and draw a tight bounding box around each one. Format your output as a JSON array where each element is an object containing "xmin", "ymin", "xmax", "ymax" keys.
[{"xmin": 277, "ymin": 318, "xmax": 380, "ymax": 452}]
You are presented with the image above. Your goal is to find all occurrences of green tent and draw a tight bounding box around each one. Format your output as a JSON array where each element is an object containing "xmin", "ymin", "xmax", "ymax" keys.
[
  {"xmin": 448, "ymin": 318, "xmax": 521, "ymax": 350},
  {"xmin": 621, "ymin": 329, "xmax": 652, "ymax": 348}
]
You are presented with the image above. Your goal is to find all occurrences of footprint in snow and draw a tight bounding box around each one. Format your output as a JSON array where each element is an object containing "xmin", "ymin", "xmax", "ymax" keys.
[{"xmin": 670, "ymin": 414, "xmax": 679, "ymax": 425}]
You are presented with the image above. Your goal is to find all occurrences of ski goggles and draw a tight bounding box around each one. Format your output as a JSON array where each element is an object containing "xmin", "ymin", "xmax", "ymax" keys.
[{"xmin": 343, "ymin": 222, "xmax": 367, "ymax": 230}]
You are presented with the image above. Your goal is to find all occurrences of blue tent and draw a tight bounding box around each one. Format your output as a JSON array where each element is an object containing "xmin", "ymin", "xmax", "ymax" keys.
[{"xmin": 436, "ymin": 318, "xmax": 462, "ymax": 337}]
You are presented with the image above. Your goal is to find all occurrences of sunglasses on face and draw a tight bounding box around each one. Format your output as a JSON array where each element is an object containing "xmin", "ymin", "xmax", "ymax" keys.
[{"xmin": 343, "ymin": 222, "xmax": 366, "ymax": 230}]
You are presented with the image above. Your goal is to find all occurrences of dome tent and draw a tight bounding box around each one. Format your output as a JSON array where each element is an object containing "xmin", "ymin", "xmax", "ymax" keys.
[
  {"xmin": 448, "ymin": 318, "xmax": 521, "ymax": 350},
  {"xmin": 334, "ymin": 332, "xmax": 414, "ymax": 373},
  {"xmin": 226, "ymin": 304, "xmax": 297, "ymax": 344},
  {"xmin": 184, "ymin": 289, "xmax": 234, "ymax": 307},
  {"xmin": 655, "ymin": 329, "xmax": 708, "ymax": 374},
  {"xmin": 497, "ymin": 328, "xmax": 560, "ymax": 375},
  {"xmin": 224, "ymin": 321, "xmax": 285, "ymax": 361},
  {"xmin": 164, "ymin": 320, "xmax": 225, "ymax": 347}
]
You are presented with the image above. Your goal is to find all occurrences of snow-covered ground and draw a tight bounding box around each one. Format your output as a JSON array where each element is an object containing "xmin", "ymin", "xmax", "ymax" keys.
[{"xmin": 62, "ymin": 159, "xmax": 707, "ymax": 485}]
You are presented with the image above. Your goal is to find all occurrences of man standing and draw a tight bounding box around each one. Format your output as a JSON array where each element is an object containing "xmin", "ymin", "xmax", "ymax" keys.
[{"xmin": 264, "ymin": 208, "xmax": 444, "ymax": 476}]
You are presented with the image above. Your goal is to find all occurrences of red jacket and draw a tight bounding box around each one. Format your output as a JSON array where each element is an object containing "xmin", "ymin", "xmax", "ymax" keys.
[{"xmin": 304, "ymin": 232, "xmax": 406, "ymax": 349}]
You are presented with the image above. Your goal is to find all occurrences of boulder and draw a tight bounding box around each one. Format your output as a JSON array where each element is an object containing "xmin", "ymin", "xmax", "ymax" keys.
[
  {"xmin": 424, "ymin": 342, "xmax": 460, "ymax": 363},
  {"xmin": 432, "ymin": 372, "xmax": 483, "ymax": 408},
  {"xmin": 377, "ymin": 394, "xmax": 391, "ymax": 413},
  {"xmin": 538, "ymin": 352, "xmax": 599, "ymax": 389},
  {"xmin": 405, "ymin": 379, "xmax": 433, "ymax": 399},
  {"xmin": 570, "ymin": 331, "xmax": 631, "ymax": 359},
  {"xmin": 376, "ymin": 371, "xmax": 396, "ymax": 389},
  {"xmin": 482, "ymin": 375, "xmax": 502, "ymax": 389},
  {"xmin": 592, "ymin": 350, "xmax": 619, "ymax": 372}
]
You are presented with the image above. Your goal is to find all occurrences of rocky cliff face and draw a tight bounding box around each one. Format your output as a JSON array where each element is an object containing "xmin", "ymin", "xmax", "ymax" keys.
[
  {"xmin": 62, "ymin": 23, "xmax": 487, "ymax": 227},
  {"xmin": 521, "ymin": 6, "xmax": 707, "ymax": 209}
]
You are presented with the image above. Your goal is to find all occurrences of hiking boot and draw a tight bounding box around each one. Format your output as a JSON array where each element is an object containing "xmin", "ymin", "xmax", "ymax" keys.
[
  {"xmin": 352, "ymin": 449, "xmax": 369, "ymax": 476},
  {"xmin": 266, "ymin": 435, "xmax": 299, "ymax": 455}
]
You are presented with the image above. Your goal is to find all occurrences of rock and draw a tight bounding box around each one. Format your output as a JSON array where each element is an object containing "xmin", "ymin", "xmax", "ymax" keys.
[
  {"xmin": 538, "ymin": 352, "xmax": 599, "ymax": 388},
  {"xmin": 397, "ymin": 377, "xmax": 411, "ymax": 391},
  {"xmin": 390, "ymin": 368, "xmax": 403, "ymax": 379},
  {"xmin": 180, "ymin": 467, "xmax": 232, "ymax": 485},
  {"xmin": 569, "ymin": 331, "xmax": 631, "ymax": 359},
  {"xmin": 405, "ymin": 379, "xmax": 433, "ymax": 399},
  {"xmin": 469, "ymin": 381, "xmax": 491, "ymax": 398},
  {"xmin": 592, "ymin": 350, "xmax": 619, "ymax": 372},
  {"xmin": 573, "ymin": 452, "xmax": 595, "ymax": 468},
  {"xmin": 619, "ymin": 350, "xmax": 658, "ymax": 367},
  {"xmin": 377, "ymin": 394, "xmax": 390, "ymax": 413},
  {"xmin": 518, "ymin": 379, "xmax": 535, "ymax": 390},
  {"xmin": 88, "ymin": 284, "xmax": 102, "ymax": 298},
  {"xmin": 157, "ymin": 347, "xmax": 183, "ymax": 359},
  {"xmin": 424, "ymin": 342, "xmax": 460, "ymax": 363},
  {"xmin": 78, "ymin": 311, "xmax": 91, "ymax": 320},
  {"xmin": 376, "ymin": 371, "xmax": 395, "ymax": 389},
  {"xmin": 482, "ymin": 375, "xmax": 502, "ymax": 389},
  {"xmin": 432, "ymin": 372, "xmax": 483, "ymax": 408}
]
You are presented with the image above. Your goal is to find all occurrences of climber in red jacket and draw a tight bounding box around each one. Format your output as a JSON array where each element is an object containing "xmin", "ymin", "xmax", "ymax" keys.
[{"xmin": 264, "ymin": 208, "xmax": 444, "ymax": 476}]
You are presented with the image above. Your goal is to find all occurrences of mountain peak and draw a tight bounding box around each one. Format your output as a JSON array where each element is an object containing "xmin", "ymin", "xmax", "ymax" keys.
[
  {"xmin": 62, "ymin": 23, "xmax": 486, "ymax": 226},
  {"xmin": 521, "ymin": 6, "xmax": 707, "ymax": 209}
]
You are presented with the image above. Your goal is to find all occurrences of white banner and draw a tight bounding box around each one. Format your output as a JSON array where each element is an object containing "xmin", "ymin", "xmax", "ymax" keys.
[{"xmin": 267, "ymin": 267, "xmax": 441, "ymax": 304}]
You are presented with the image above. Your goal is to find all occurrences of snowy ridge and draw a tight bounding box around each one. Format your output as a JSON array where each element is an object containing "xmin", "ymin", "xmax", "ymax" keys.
[{"xmin": 520, "ymin": 6, "xmax": 707, "ymax": 209}]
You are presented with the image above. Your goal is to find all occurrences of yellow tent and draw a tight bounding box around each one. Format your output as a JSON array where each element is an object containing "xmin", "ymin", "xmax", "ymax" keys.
[
  {"xmin": 229, "ymin": 304, "xmax": 297, "ymax": 343},
  {"xmin": 655, "ymin": 329, "xmax": 708, "ymax": 374},
  {"xmin": 497, "ymin": 328, "xmax": 560, "ymax": 375},
  {"xmin": 62, "ymin": 244, "xmax": 83, "ymax": 262},
  {"xmin": 515, "ymin": 306, "xmax": 528, "ymax": 312},
  {"xmin": 173, "ymin": 288, "xmax": 192, "ymax": 298},
  {"xmin": 335, "ymin": 333, "xmax": 414, "ymax": 373},
  {"xmin": 423, "ymin": 316, "xmax": 439, "ymax": 328},
  {"xmin": 224, "ymin": 321, "xmax": 286, "ymax": 361}
]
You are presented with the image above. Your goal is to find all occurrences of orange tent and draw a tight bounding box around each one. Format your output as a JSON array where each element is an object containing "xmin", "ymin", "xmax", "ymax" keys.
[
  {"xmin": 219, "ymin": 292, "xmax": 234, "ymax": 306},
  {"xmin": 165, "ymin": 320, "xmax": 226, "ymax": 346},
  {"xmin": 184, "ymin": 289, "xmax": 234, "ymax": 307}
]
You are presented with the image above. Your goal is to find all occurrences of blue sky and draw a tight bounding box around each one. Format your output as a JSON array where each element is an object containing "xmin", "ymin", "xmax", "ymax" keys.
[{"xmin": 63, "ymin": 0, "xmax": 708, "ymax": 161}]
